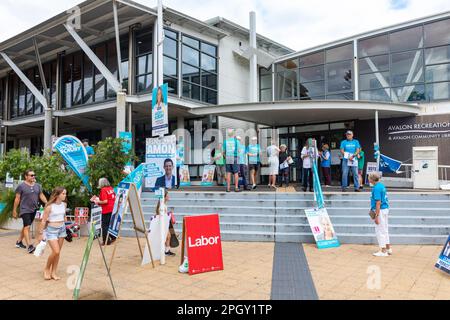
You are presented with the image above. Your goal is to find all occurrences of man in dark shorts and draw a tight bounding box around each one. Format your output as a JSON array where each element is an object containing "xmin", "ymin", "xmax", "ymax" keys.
[
  {"xmin": 224, "ymin": 129, "xmax": 240, "ymax": 192},
  {"xmin": 13, "ymin": 169, "xmax": 48, "ymax": 253}
]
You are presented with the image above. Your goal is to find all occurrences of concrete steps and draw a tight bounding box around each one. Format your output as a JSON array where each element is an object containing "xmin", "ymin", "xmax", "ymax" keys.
[{"xmin": 120, "ymin": 191, "xmax": 450, "ymax": 244}]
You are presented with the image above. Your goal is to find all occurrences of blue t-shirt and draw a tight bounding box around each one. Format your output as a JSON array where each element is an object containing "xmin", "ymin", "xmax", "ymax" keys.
[
  {"xmin": 86, "ymin": 145, "xmax": 95, "ymax": 156},
  {"xmin": 247, "ymin": 144, "xmax": 260, "ymax": 164},
  {"xmin": 224, "ymin": 138, "xmax": 238, "ymax": 157},
  {"xmin": 371, "ymin": 182, "xmax": 389, "ymax": 211},
  {"xmin": 321, "ymin": 150, "xmax": 331, "ymax": 168},
  {"xmin": 237, "ymin": 143, "xmax": 247, "ymax": 165},
  {"xmin": 340, "ymin": 139, "xmax": 361, "ymax": 155}
]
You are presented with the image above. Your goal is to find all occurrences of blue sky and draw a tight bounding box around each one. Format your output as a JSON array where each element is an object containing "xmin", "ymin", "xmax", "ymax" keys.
[{"xmin": 0, "ymin": 0, "xmax": 449, "ymax": 51}]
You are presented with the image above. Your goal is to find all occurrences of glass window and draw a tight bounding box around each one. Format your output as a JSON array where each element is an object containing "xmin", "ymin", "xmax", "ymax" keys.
[
  {"xmin": 300, "ymin": 81, "xmax": 324, "ymax": 98},
  {"xmin": 120, "ymin": 33, "xmax": 129, "ymax": 61},
  {"xmin": 164, "ymin": 37, "xmax": 177, "ymax": 59},
  {"xmin": 18, "ymin": 80, "xmax": 25, "ymax": 116},
  {"xmin": 62, "ymin": 54, "xmax": 72, "ymax": 108},
  {"xmin": 137, "ymin": 55, "xmax": 150, "ymax": 75},
  {"xmin": 106, "ymin": 41, "xmax": 118, "ymax": 99},
  {"xmin": 425, "ymin": 63, "xmax": 450, "ymax": 82},
  {"xmin": 163, "ymin": 56, "xmax": 177, "ymax": 77},
  {"xmin": 360, "ymin": 88, "xmax": 391, "ymax": 102},
  {"xmin": 201, "ymin": 72, "xmax": 217, "ymax": 88},
  {"xmin": 391, "ymin": 50, "xmax": 423, "ymax": 86},
  {"xmin": 425, "ymin": 45, "xmax": 450, "ymax": 65},
  {"xmin": 424, "ymin": 18, "xmax": 450, "ymax": 48},
  {"xmin": 25, "ymin": 69, "xmax": 33, "ymax": 115},
  {"xmin": 182, "ymin": 82, "xmax": 200, "ymax": 100},
  {"xmin": 201, "ymin": 53, "xmax": 216, "ymax": 72},
  {"xmin": 276, "ymin": 70, "xmax": 298, "ymax": 99},
  {"xmin": 183, "ymin": 36, "xmax": 199, "ymax": 49},
  {"xmin": 390, "ymin": 25, "xmax": 423, "ymax": 52},
  {"xmin": 164, "ymin": 76, "xmax": 178, "ymax": 94},
  {"xmin": 201, "ymin": 42, "xmax": 217, "ymax": 56},
  {"xmin": 182, "ymin": 64, "xmax": 200, "ymax": 84},
  {"xmin": 326, "ymin": 43, "xmax": 353, "ymax": 63},
  {"xmin": 326, "ymin": 60, "xmax": 352, "ymax": 93},
  {"xmin": 359, "ymin": 72, "xmax": 390, "ymax": 90},
  {"xmin": 49, "ymin": 62, "xmax": 57, "ymax": 108},
  {"xmin": 182, "ymin": 45, "xmax": 199, "ymax": 66},
  {"xmin": 33, "ymin": 67, "xmax": 42, "ymax": 114},
  {"xmin": 260, "ymin": 89, "xmax": 272, "ymax": 102},
  {"xmin": 72, "ymin": 53, "xmax": 83, "ymax": 106},
  {"xmin": 426, "ymin": 82, "xmax": 450, "ymax": 100},
  {"xmin": 299, "ymin": 65, "xmax": 324, "ymax": 82},
  {"xmin": 165, "ymin": 29, "xmax": 177, "ymax": 40},
  {"xmin": 299, "ymin": 51, "xmax": 324, "ymax": 67},
  {"xmin": 260, "ymin": 74, "xmax": 272, "ymax": 90},
  {"xmin": 327, "ymin": 92, "xmax": 354, "ymax": 100},
  {"xmin": 94, "ymin": 45, "xmax": 106, "ymax": 102},
  {"xmin": 359, "ymin": 54, "xmax": 389, "ymax": 74},
  {"xmin": 358, "ymin": 34, "xmax": 389, "ymax": 57},
  {"xmin": 392, "ymin": 84, "xmax": 425, "ymax": 102},
  {"xmin": 202, "ymin": 88, "xmax": 217, "ymax": 104},
  {"xmin": 83, "ymin": 55, "xmax": 93, "ymax": 104},
  {"xmin": 136, "ymin": 30, "xmax": 153, "ymax": 55}
]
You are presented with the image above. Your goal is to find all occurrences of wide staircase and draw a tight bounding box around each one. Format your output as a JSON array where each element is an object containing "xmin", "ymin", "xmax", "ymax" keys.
[{"xmin": 121, "ymin": 191, "xmax": 450, "ymax": 245}]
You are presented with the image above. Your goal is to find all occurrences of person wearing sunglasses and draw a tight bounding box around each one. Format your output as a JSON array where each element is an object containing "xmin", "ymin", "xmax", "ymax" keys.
[{"xmin": 13, "ymin": 169, "xmax": 48, "ymax": 254}]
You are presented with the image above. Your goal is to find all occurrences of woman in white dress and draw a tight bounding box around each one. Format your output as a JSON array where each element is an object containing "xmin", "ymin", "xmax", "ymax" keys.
[{"xmin": 266, "ymin": 140, "xmax": 280, "ymax": 188}]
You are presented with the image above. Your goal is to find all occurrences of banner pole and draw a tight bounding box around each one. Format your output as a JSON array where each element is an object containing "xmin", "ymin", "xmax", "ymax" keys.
[
  {"xmin": 375, "ymin": 110, "xmax": 380, "ymax": 170},
  {"xmin": 97, "ymin": 236, "xmax": 118, "ymax": 299}
]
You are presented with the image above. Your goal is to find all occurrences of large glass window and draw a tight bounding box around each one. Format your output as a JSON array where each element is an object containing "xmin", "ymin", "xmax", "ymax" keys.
[
  {"xmin": 72, "ymin": 52, "xmax": 83, "ymax": 106},
  {"xmin": 359, "ymin": 18, "xmax": 450, "ymax": 103},
  {"xmin": 259, "ymin": 67, "xmax": 272, "ymax": 102},
  {"xmin": 106, "ymin": 40, "xmax": 118, "ymax": 99},
  {"xmin": 163, "ymin": 28, "xmax": 178, "ymax": 94},
  {"xmin": 94, "ymin": 45, "xmax": 106, "ymax": 102},
  {"xmin": 135, "ymin": 29, "xmax": 153, "ymax": 93},
  {"xmin": 83, "ymin": 55, "xmax": 94, "ymax": 104},
  {"xmin": 326, "ymin": 60, "xmax": 352, "ymax": 93},
  {"xmin": 182, "ymin": 35, "xmax": 218, "ymax": 104},
  {"xmin": 62, "ymin": 54, "xmax": 72, "ymax": 109}
]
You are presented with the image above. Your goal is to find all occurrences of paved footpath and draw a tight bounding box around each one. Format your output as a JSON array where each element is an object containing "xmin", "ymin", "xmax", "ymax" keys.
[{"xmin": 0, "ymin": 231, "xmax": 448, "ymax": 300}]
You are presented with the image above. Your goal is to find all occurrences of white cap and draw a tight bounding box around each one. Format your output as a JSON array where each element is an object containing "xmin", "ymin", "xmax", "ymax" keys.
[
  {"xmin": 236, "ymin": 136, "xmax": 242, "ymax": 140},
  {"xmin": 251, "ymin": 137, "xmax": 257, "ymax": 141}
]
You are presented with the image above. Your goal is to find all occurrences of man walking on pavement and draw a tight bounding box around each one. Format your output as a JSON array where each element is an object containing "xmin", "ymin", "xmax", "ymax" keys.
[{"xmin": 13, "ymin": 169, "xmax": 48, "ymax": 253}]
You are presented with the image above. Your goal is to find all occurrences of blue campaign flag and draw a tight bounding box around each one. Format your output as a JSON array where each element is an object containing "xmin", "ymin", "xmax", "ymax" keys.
[
  {"xmin": 53, "ymin": 135, "xmax": 91, "ymax": 192},
  {"xmin": 312, "ymin": 159, "xmax": 325, "ymax": 209},
  {"xmin": 121, "ymin": 163, "xmax": 145, "ymax": 191},
  {"xmin": 379, "ymin": 154, "xmax": 402, "ymax": 173}
]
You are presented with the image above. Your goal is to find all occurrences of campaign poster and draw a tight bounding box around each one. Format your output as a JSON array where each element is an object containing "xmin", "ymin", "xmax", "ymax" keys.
[
  {"xmin": 179, "ymin": 165, "xmax": 191, "ymax": 187},
  {"xmin": 121, "ymin": 163, "xmax": 145, "ymax": 191},
  {"xmin": 201, "ymin": 165, "xmax": 216, "ymax": 186},
  {"xmin": 108, "ymin": 182, "xmax": 130, "ymax": 238},
  {"xmin": 365, "ymin": 162, "xmax": 380, "ymax": 184},
  {"xmin": 304, "ymin": 208, "xmax": 340, "ymax": 249},
  {"xmin": 53, "ymin": 135, "xmax": 91, "ymax": 192},
  {"xmin": 435, "ymin": 235, "xmax": 450, "ymax": 275},
  {"xmin": 145, "ymin": 135, "xmax": 177, "ymax": 190},
  {"xmin": 151, "ymin": 83, "xmax": 169, "ymax": 137},
  {"xmin": 90, "ymin": 205, "xmax": 102, "ymax": 237},
  {"xmin": 119, "ymin": 131, "xmax": 133, "ymax": 171},
  {"xmin": 177, "ymin": 136, "xmax": 185, "ymax": 167}
]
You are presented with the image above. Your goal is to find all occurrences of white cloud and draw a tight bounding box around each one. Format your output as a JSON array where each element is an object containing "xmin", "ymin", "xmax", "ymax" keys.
[{"xmin": 0, "ymin": 0, "xmax": 449, "ymax": 52}]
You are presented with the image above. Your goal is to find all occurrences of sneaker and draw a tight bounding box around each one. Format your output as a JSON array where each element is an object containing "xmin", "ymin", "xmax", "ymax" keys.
[
  {"xmin": 16, "ymin": 241, "xmax": 26, "ymax": 249},
  {"xmin": 165, "ymin": 250, "xmax": 176, "ymax": 256},
  {"xmin": 234, "ymin": 188, "xmax": 240, "ymax": 192},
  {"xmin": 252, "ymin": 184, "xmax": 257, "ymax": 190},
  {"xmin": 372, "ymin": 251, "xmax": 389, "ymax": 257},
  {"xmin": 28, "ymin": 245, "xmax": 36, "ymax": 254},
  {"xmin": 386, "ymin": 248, "xmax": 393, "ymax": 255},
  {"xmin": 179, "ymin": 257, "xmax": 188, "ymax": 273}
]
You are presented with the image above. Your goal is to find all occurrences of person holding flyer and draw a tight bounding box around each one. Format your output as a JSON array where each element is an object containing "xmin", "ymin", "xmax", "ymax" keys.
[
  {"xmin": 278, "ymin": 144, "xmax": 291, "ymax": 187},
  {"xmin": 319, "ymin": 144, "xmax": 332, "ymax": 187},
  {"xmin": 340, "ymin": 130, "xmax": 361, "ymax": 192},
  {"xmin": 301, "ymin": 140, "xmax": 319, "ymax": 192},
  {"xmin": 369, "ymin": 172, "xmax": 392, "ymax": 257},
  {"xmin": 37, "ymin": 187, "xmax": 67, "ymax": 280},
  {"xmin": 91, "ymin": 178, "xmax": 116, "ymax": 245}
]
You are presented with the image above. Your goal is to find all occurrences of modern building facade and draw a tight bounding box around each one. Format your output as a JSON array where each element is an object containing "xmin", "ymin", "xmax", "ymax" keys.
[{"xmin": 0, "ymin": 0, "xmax": 449, "ymax": 182}]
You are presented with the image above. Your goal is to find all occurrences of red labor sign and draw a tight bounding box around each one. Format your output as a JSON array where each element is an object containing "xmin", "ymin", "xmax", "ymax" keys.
[{"xmin": 181, "ymin": 214, "xmax": 224, "ymax": 275}]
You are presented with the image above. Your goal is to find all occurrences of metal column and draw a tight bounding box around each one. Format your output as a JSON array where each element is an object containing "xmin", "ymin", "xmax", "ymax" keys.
[{"xmin": 249, "ymin": 12, "xmax": 258, "ymax": 103}]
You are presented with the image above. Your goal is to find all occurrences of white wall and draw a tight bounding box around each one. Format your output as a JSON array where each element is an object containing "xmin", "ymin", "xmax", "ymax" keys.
[{"xmin": 419, "ymin": 100, "xmax": 450, "ymax": 115}]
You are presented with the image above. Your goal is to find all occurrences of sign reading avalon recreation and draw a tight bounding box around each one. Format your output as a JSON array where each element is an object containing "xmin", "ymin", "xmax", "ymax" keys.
[
  {"xmin": 304, "ymin": 208, "xmax": 340, "ymax": 249},
  {"xmin": 181, "ymin": 214, "xmax": 224, "ymax": 275},
  {"xmin": 53, "ymin": 135, "xmax": 91, "ymax": 192},
  {"xmin": 152, "ymin": 84, "xmax": 169, "ymax": 137}
]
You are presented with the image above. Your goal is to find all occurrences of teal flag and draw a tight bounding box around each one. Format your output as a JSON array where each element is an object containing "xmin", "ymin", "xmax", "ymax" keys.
[{"xmin": 312, "ymin": 159, "xmax": 325, "ymax": 209}]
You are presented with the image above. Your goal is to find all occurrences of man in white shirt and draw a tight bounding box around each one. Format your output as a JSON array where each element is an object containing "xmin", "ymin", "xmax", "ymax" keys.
[{"xmin": 301, "ymin": 139, "xmax": 319, "ymax": 192}]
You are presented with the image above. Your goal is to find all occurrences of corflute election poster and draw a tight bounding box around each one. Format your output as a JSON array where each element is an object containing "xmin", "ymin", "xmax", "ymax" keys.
[
  {"xmin": 145, "ymin": 135, "xmax": 177, "ymax": 190},
  {"xmin": 151, "ymin": 84, "xmax": 169, "ymax": 137},
  {"xmin": 304, "ymin": 208, "xmax": 340, "ymax": 249}
]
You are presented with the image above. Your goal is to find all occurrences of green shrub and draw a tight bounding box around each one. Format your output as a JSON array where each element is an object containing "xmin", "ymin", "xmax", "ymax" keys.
[
  {"xmin": 0, "ymin": 149, "xmax": 31, "ymax": 181},
  {"xmin": 0, "ymin": 189, "xmax": 16, "ymax": 227}
]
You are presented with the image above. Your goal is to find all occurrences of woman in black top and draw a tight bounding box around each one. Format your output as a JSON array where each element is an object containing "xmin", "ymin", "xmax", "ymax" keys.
[{"xmin": 278, "ymin": 145, "xmax": 291, "ymax": 187}]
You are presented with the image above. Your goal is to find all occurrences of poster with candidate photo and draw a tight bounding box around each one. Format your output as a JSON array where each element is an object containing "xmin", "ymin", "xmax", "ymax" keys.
[
  {"xmin": 435, "ymin": 235, "xmax": 450, "ymax": 275},
  {"xmin": 151, "ymin": 84, "xmax": 169, "ymax": 137},
  {"xmin": 179, "ymin": 165, "xmax": 191, "ymax": 187},
  {"xmin": 201, "ymin": 165, "xmax": 216, "ymax": 186},
  {"xmin": 145, "ymin": 135, "xmax": 177, "ymax": 190},
  {"xmin": 304, "ymin": 208, "xmax": 340, "ymax": 249},
  {"xmin": 108, "ymin": 182, "xmax": 130, "ymax": 238}
]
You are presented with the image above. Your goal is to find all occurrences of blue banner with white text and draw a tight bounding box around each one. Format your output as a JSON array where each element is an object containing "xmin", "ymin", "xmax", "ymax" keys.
[
  {"xmin": 379, "ymin": 154, "xmax": 402, "ymax": 173},
  {"xmin": 53, "ymin": 135, "xmax": 91, "ymax": 192}
]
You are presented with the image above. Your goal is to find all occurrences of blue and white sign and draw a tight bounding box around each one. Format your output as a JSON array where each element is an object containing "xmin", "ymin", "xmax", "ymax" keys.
[
  {"xmin": 121, "ymin": 163, "xmax": 145, "ymax": 191},
  {"xmin": 176, "ymin": 137, "xmax": 185, "ymax": 167},
  {"xmin": 151, "ymin": 84, "xmax": 169, "ymax": 137},
  {"xmin": 53, "ymin": 135, "xmax": 91, "ymax": 192},
  {"xmin": 304, "ymin": 208, "xmax": 340, "ymax": 249},
  {"xmin": 108, "ymin": 182, "xmax": 130, "ymax": 238},
  {"xmin": 379, "ymin": 154, "xmax": 402, "ymax": 173},
  {"xmin": 145, "ymin": 135, "xmax": 177, "ymax": 190},
  {"xmin": 435, "ymin": 235, "xmax": 450, "ymax": 275},
  {"xmin": 119, "ymin": 131, "xmax": 133, "ymax": 172}
]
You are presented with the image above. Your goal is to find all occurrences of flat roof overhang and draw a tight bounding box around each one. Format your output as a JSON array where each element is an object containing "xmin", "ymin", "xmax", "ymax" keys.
[{"xmin": 190, "ymin": 100, "xmax": 422, "ymax": 127}]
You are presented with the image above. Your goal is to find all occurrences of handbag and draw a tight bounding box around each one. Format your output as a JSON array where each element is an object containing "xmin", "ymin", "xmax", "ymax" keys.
[
  {"xmin": 369, "ymin": 210, "xmax": 377, "ymax": 220},
  {"xmin": 169, "ymin": 220, "xmax": 179, "ymax": 248}
]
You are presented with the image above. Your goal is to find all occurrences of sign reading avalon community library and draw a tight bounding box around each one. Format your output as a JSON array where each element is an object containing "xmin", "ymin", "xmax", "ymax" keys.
[
  {"xmin": 151, "ymin": 84, "xmax": 169, "ymax": 137},
  {"xmin": 53, "ymin": 135, "xmax": 91, "ymax": 192},
  {"xmin": 180, "ymin": 214, "xmax": 224, "ymax": 275},
  {"xmin": 304, "ymin": 208, "xmax": 340, "ymax": 249}
]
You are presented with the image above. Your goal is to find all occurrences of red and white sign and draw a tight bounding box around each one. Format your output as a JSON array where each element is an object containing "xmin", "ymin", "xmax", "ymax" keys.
[{"xmin": 184, "ymin": 214, "xmax": 223, "ymax": 275}]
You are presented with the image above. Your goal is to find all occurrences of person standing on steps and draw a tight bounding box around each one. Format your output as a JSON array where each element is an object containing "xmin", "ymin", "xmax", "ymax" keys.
[
  {"xmin": 13, "ymin": 169, "xmax": 48, "ymax": 254},
  {"xmin": 340, "ymin": 130, "xmax": 361, "ymax": 192},
  {"xmin": 224, "ymin": 129, "xmax": 240, "ymax": 192},
  {"xmin": 247, "ymin": 137, "xmax": 261, "ymax": 190}
]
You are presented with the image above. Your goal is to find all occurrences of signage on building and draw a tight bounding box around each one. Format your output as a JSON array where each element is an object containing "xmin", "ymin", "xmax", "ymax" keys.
[{"xmin": 180, "ymin": 214, "xmax": 224, "ymax": 275}]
